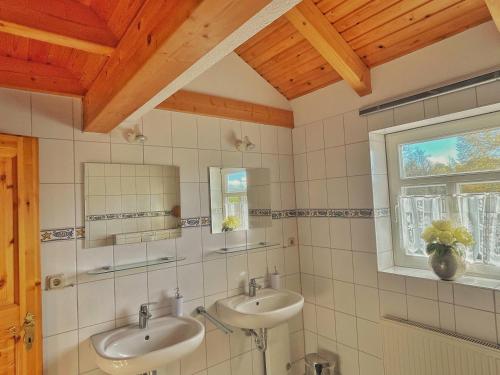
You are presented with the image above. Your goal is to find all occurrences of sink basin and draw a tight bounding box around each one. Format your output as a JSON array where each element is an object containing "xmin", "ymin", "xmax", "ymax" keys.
[
  {"xmin": 91, "ymin": 315, "xmax": 204, "ymax": 375},
  {"xmin": 216, "ymin": 288, "xmax": 304, "ymax": 329}
]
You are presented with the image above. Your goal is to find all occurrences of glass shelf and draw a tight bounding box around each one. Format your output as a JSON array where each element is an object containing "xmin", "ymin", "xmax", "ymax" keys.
[
  {"xmin": 215, "ymin": 242, "xmax": 280, "ymax": 254},
  {"xmin": 87, "ymin": 256, "xmax": 185, "ymax": 275}
]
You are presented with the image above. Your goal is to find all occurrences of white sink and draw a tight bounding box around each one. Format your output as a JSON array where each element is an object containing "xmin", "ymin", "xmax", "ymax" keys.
[
  {"xmin": 91, "ymin": 316, "xmax": 204, "ymax": 375},
  {"xmin": 216, "ymin": 288, "xmax": 304, "ymax": 329}
]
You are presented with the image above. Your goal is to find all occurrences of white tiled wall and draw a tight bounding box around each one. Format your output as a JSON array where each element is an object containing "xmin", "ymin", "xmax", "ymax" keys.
[
  {"xmin": 3, "ymin": 76, "xmax": 500, "ymax": 375},
  {"xmin": 292, "ymin": 80, "xmax": 500, "ymax": 375},
  {"xmin": 0, "ymin": 88, "xmax": 303, "ymax": 375}
]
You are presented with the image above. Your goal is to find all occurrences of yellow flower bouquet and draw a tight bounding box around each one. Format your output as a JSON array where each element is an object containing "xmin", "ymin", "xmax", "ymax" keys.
[
  {"xmin": 422, "ymin": 220, "xmax": 473, "ymax": 255},
  {"xmin": 222, "ymin": 216, "xmax": 241, "ymax": 232},
  {"xmin": 421, "ymin": 220, "xmax": 474, "ymax": 280}
]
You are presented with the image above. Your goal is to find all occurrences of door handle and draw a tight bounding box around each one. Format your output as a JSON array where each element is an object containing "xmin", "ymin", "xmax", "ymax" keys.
[
  {"xmin": 6, "ymin": 313, "xmax": 35, "ymax": 349},
  {"xmin": 22, "ymin": 312, "xmax": 35, "ymax": 350}
]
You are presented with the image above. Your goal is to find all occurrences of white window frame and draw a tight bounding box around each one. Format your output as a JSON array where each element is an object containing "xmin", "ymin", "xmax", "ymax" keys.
[{"xmin": 386, "ymin": 110, "xmax": 500, "ymax": 278}]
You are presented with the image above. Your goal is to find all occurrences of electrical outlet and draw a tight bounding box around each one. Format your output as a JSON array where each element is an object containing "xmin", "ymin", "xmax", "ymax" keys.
[{"xmin": 45, "ymin": 274, "xmax": 65, "ymax": 290}]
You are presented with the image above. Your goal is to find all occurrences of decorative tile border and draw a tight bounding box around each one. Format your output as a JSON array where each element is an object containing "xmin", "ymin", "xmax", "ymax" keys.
[
  {"xmin": 248, "ymin": 208, "xmax": 272, "ymax": 216},
  {"xmin": 296, "ymin": 208, "xmax": 372, "ymax": 218},
  {"xmin": 41, "ymin": 227, "xmax": 78, "ymax": 242},
  {"xmin": 86, "ymin": 210, "xmax": 172, "ymax": 222},
  {"xmin": 180, "ymin": 217, "xmax": 201, "ymax": 228},
  {"xmin": 41, "ymin": 208, "xmax": 389, "ymax": 242},
  {"xmin": 271, "ymin": 209, "xmax": 297, "ymax": 219},
  {"xmin": 295, "ymin": 208, "xmax": 389, "ymax": 218},
  {"xmin": 281, "ymin": 209, "xmax": 298, "ymax": 218}
]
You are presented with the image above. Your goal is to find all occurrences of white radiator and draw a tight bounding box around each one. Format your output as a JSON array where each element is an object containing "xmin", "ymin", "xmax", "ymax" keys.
[{"xmin": 382, "ymin": 316, "xmax": 500, "ymax": 375}]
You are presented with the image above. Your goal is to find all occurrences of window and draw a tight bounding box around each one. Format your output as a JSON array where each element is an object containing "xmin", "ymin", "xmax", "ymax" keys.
[
  {"xmin": 222, "ymin": 169, "xmax": 248, "ymax": 230},
  {"xmin": 386, "ymin": 111, "xmax": 500, "ymax": 277}
]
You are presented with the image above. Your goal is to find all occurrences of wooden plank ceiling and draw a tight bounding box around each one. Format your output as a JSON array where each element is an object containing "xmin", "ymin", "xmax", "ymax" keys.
[
  {"xmin": 0, "ymin": 0, "xmax": 140, "ymax": 96},
  {"xmin": 0, "ymin": 0, "xmax": 272, "ymax": 132},
  {"xmin": 0, "ymin": 0, "xmax": 495, "ymax": 130},
  {"xmin": 237, "ymin": 0, "xmax": 492, "ymax": 99}
]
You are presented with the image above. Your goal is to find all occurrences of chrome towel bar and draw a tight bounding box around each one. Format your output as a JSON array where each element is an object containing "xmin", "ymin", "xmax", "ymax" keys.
[{"xmin": 196, "ymin": 306, "xmax": 233, "ymax": 335}]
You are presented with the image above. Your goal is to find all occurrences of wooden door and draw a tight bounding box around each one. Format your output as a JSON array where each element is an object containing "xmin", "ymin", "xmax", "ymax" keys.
[{"xmin": 0, "ymin": 134, "xmax": 42, "ymax": 375}]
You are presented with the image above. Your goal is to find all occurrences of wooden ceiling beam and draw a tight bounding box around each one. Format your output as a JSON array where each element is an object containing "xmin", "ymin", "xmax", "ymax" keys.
[
  {"xmin": 83, "ymin": 0, "xmax": 271, "ymax": 133},
  {"xmin": 0, "ymin": 20, "xmax": 115, "ymax": 56},
  {"xmin": 157, "ymin": 90, "xmax": 294, "ymax": 128},
  {"xmin": 485, "ymin": 0, "xmax": 500, "ymax": 31},
  {"xmin": 286, "ymin": 0, "xmax": 371, "ymax": 96},
  {"xmin": 0, "ymin": 55, "xmax": 85, "ymax": 96},
  {"xmin": 0, "ymin": 0, "xmax": 117, "ymax": 55}
]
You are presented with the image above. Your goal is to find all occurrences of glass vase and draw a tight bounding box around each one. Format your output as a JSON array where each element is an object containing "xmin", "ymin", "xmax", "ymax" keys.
[{"xmin": 428, "ymin": 244, "xmax": 466, "ymax": 281}]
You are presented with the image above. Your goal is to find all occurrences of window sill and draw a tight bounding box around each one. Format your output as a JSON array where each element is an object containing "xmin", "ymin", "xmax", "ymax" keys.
[{"xmin": 381, "ymin": 266, "xmax": 500, "ymax": 291}]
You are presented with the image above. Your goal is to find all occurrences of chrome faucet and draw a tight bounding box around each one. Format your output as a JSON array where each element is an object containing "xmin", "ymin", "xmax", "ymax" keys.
[
  {"xmin": 248, "ymin": 278, "xmax": 262, "ymax": 297},
  {"xmin": 139, "ymin": 302, "xmax": 156, "ymax": 329}
]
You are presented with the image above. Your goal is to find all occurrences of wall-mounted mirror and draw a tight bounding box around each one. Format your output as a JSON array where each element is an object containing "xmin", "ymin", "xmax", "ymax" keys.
[
  {"xmin": 209, "ymin": 167, "xmax": 271, "ymax": 234},
  {"xmin": 84, "ymin": 163, "xmax": 181, "ymax": 248}
]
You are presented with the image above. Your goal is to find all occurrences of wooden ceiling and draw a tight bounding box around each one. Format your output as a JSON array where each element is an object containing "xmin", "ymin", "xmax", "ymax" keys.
[
  {"xmin": 0, "ymin": 0, "xmax": 141, "ymax": 96},
  {"xmin": 236, "ymin": 0, "xmax": 493, "ymax": 99},
  {"xmin": 0, "ymin": 0, "xmax": 272, "ymax": 132},
  {"xmin": 0, "ymin": 0, "xmax": 497, "ymax": 132}
]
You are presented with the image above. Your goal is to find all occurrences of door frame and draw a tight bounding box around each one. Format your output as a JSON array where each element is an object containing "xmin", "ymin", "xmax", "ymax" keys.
[{"xmin": 0, "ymin": 134, "xmax": 42, "ymax": 374}]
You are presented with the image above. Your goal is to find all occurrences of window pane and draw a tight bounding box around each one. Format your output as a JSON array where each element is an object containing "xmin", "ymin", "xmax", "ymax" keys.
[
  {"xmin": 460, "ymin": 181, "xmax": 500, "ymax": 193},
  {"xmin": 398, "ymin": 195, "xmax": 446, "ymax": 256},
  {"xmin": 400, "ymin": 128, "xmax": 500, "ymax": 178},
  {"xmin": 226, "ymin": 170, "xmax": 247, "ymax": 193},
  {"xmin": 398, "ymin": 193, "xmax": 500, "ymax": 265},
  {"xmin": 404, "ymin": 185, "xmax": 447, "ymax": 196},
  {"xmin": 457, "ymin": 193, "xmax": 500, "ymax": 264},
  {"xmin": 224, "ymin": 195, "xmax": 248, "ymax": 230}
]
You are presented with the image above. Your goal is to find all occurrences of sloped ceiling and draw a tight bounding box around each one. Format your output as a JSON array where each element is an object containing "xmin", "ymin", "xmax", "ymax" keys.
[{"xmin": 184, "ymin": 52, "xmax": 291, "ymax": 110}]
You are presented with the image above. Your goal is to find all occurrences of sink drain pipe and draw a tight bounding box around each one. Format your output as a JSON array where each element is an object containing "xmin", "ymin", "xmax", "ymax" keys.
[
  {"xmin": 245, "ymin": 328, "xmax": 269, "ymax": 375},
  {"xmin": 246, "ymin": 328, "xmax": 268, "ymax": 352}
]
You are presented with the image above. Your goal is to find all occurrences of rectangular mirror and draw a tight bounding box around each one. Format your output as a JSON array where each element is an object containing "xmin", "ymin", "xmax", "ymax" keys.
[
  {"xmin": 209, "ymin": 167, "xmax": 271, "ymax": 233},
  {"xmin": 84, "ymin": 163, "xmax": 181, "ymax": 248}
]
